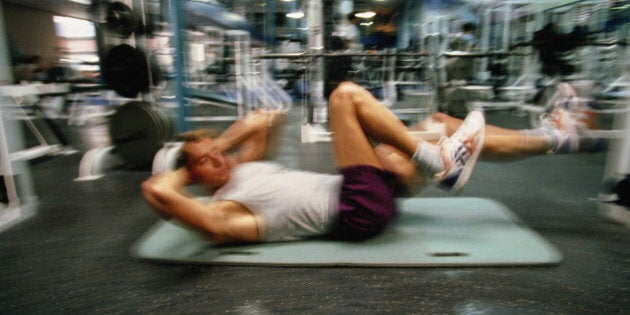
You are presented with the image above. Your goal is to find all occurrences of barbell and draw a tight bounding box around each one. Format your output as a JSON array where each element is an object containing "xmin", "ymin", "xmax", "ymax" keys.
[{"xmin": 256, "ymin": 51, "xmax": 530, "ymax": 59}]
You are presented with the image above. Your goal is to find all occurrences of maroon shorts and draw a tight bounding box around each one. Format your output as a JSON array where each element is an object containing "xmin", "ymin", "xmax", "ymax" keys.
[{"xmin": 333, "ymin": 165, "xmax": 398, "ymax": 241}]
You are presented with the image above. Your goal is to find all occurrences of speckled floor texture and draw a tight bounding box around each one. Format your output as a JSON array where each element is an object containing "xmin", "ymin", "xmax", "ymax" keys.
[{"xmin": 0, "ymin": 105, "xmax": 628, "ymax": 314}]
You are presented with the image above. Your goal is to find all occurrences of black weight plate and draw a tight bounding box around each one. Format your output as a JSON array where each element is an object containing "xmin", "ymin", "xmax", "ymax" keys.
[
  {"xmin": 102, "ymin": 44, "xmax": 149, "ymax": 98},
  {"xmin": 109, "ymin": 101, "xmax": 163, "ymax": 168},
  {"xmin": 105, "ymin": 1, "xmax": 139, "ymax": 38},
  {"xmin": 158, "ymin": 110, "xmax": 174, "ymax": 141},
  {"xmin": 144, "ymin": 103, "xmax": 172, "ymax": 142},
  {"xmin": 137, "ymin": 102, "xmax": 172, "ymax": 143},
  {"xmin": 150, "ymin": 106, "xmax": 171, "ymax": 141},
  {"xmin": 139, "ymin": 103, "xmax": 165, "ymax": 142}
]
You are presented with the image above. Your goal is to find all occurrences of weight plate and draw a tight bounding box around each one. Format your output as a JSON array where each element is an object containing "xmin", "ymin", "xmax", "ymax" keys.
[
  {"xmin": 105, "ymin": 1, "xmax": 139, "ymax": 38},
  {"xmin": 159, "ymin": 110, "xmax": 174, "ymax": 141},
  {"xmin": 151, "ymin": 106, "xmax": 171, "ymax": 142},
  {"xmin": 139, "ymin": 103, "xmax": 165, "ymax": 142},
  {"xmin": 102, "ymin": 44, "xmax": 150, "ymax": 98},
  {"xmin": 109, "ymin": 101, "xmax": 163, "ymax": 168}
]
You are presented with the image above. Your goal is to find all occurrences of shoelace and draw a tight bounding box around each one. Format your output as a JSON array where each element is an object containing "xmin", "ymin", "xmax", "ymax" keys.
[{"xmin": 433, "ymin": 137, "xmax": 452, "ymax": 178}]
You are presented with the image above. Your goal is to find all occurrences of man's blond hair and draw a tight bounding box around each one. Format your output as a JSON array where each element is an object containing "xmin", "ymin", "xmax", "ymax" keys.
[{"xmin": 175, "ymin": 129, "xmax": 221, "ymax": 167}]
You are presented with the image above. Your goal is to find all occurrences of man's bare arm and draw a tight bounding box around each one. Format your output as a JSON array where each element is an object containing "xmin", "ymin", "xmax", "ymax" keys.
[
  {"xmin": 213, "ymin": 109, "xmax": 287, "ymax": 163},
  {"xmin": 141, "ymin": 168, "xmax": 259, "ymax": 243}
]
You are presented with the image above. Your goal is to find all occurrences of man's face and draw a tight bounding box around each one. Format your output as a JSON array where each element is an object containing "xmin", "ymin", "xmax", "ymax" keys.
[{"xmin": 182, "ymin": 138, "xmax": 230, "ymax": 189}]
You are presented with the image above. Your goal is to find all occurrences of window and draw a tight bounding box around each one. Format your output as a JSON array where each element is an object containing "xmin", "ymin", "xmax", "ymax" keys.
[
  {"xmin": 54, "ymin": 16, "xmax": 95, "ymax": 38},
  {"xmin": 53, "ymin": 16, "xmax": 99, "ymax": 76}
]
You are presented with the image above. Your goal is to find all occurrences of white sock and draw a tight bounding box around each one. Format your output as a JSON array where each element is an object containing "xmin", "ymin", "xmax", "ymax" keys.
[
  {"xmin": 412, "ymin": 142, "xmax": 444, "ymax": 177},
  {"xmin": 519, "ymin": 128, "xmax": 556, "ymax": 153},
  {"xmin": 519, "ymin": 127, "xmax": 585, "ymax": 154}
]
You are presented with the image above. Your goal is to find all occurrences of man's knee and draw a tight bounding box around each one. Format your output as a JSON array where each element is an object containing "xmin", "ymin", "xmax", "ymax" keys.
[
  {"xmin": 328, "ymin": 82, "xmax": 364, "ymax": 113},
  {"xmin": 428, "ymin": 112, "xmax": 449, "ymax": 122},
  {"xmin": 329, "ymin": 81, "xmax": 361, "ymax": 101}
]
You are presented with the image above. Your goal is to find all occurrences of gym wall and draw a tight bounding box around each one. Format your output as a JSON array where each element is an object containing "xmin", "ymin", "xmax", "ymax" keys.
[{"xmin": 2, "ymin": 2, "xmax": 57, "ymax": 60}]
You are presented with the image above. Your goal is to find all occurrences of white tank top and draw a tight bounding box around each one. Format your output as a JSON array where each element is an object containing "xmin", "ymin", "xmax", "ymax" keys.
[{"xmin": 213, "ymin": 162, "xmax": 343, "ymax": 241}]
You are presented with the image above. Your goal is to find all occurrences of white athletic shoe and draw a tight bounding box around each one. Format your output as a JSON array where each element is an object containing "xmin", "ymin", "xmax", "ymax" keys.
[
  {"xmin": 540, "ymin": 99, "xmax": 602, "ymax": 153},
  {"xmin": 434, "ymin": 111, "xmax": 485, "ymax": 193},
  {"xmin": 540, "ymin": 107, "xmax": 579, "ymax": 153},
  {"xmin": 553, "ymin": 97, "xmax": 598, "ymax": 127}
]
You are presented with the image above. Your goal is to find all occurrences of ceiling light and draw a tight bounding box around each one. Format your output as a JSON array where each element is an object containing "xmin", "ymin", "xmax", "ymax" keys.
[
  {"xmin": 355, "ymin": 11, "xmax": 376, "ymax": 19},
  {"xmin": 224, "ymin": 12, "xmax": 243, "ymax": 21},
  {"xmin": 286, "ymin": 11, "xmax": 304, "ymax": 19}
]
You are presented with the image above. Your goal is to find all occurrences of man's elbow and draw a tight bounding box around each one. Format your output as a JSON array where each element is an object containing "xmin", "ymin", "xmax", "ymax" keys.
[
  {"xmin": 141, "ymin": 179, "xmax": 159, "ymax": 200},
  {"xmin": 141, "ymin": 178, "xmax": 171, "ymax": 205},
  {"xmin": 141, "ymin": 180, "xmax": 173, "ymax": 219}
]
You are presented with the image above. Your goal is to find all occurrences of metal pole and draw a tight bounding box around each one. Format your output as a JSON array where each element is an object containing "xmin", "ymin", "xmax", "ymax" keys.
[
  {"xmin": 0, "ymin": 0, "xmax": 12, "ymax": 84},
  {"xmin": 479, "ymin": 8, "xmax": 491, "ymax": 77},
  {"xmin": 604, "ymin": 45, "xmax": 630, "ymax": 178},
  {"xmin": 502, "ymin": 2, "xmax": 512, "ymax": 51},
  {"xmin": 306, "ymin": 0, "xmax": 325, "ymax": 123},
  {"xmin": 0, "ymin": 2, "xmax": 37, "ymax": 223},
  {"xmin": 265, "ymin": 0, "xmax": 276, "ymax": 46},
  {"xmin": 168, "ymin": 0, "xmax": 190, "ymax": 132}
]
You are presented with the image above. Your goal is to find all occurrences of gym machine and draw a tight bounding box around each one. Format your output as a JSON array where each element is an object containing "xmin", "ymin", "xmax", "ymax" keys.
[{"xmin": 0, "ymin": 83, "xmax": 78, "ymax": 231}]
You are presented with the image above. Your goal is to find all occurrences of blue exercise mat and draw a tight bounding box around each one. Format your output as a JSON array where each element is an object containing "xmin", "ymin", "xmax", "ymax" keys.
[{"xmin": 130, "ymin": 198, "xmax": 562, "ymax": 267}]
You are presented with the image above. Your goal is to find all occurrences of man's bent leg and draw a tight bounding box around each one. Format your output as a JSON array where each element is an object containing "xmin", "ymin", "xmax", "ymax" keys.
[
  {"xmin": 328, "ymin": 82, "xmax": 419, "ymax": 168},
  {"xmin": 328, "ymin": 82, "xmax": 485, "ymax": 193},
  {"xmin": 327, "ymin": 82, "xmax": 416, "ymax": 239}
]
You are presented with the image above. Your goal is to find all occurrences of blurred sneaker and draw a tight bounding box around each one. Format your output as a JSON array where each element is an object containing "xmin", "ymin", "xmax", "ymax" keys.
[
  {"xmin": 434, "ymin": 111, "xmax": 485, "ymax": 193},
  {"xmin": 540, "ymin": 101, "xmax": 603, "ymax": 153}
]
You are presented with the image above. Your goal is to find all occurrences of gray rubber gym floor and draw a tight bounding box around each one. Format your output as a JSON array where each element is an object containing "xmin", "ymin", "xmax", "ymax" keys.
[{"xmin": 0, "ymin": 106, "xmax": 628, "ymax": 314}]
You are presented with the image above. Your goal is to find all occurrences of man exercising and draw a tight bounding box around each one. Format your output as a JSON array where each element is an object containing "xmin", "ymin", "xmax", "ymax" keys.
[{"xmin": 142, "ymin": 82, "xmax": 599, "ymax": 243}]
